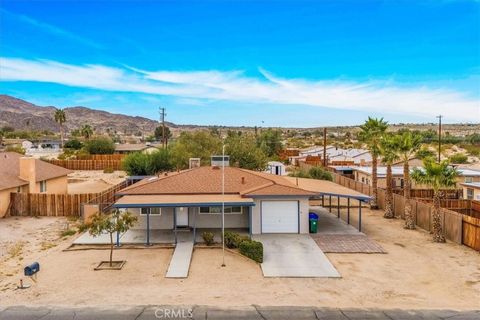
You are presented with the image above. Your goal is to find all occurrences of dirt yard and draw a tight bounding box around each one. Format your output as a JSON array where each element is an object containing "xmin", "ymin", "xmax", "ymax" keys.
[
  {"xmin": 67, "ymin": 170, "xmax": 126, "ymax": 194},
  {"xmin": 0, "ymin": 209, "xmax": 479, "ymax": 310}
]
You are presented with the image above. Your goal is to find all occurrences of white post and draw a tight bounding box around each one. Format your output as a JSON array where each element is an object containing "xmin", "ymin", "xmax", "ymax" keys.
[{"xmin": 222, "ymin": 144, "xmax": 226, "ymax": 267}]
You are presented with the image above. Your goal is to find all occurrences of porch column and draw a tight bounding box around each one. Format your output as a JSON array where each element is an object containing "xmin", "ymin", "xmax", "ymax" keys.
[
  {"xmin": 146, "ymin": 209, "xmax": 151, "ymax": 246},
  {"xmin": 337, "ymin": 196, "xmax": 340, "ymax": 218},
  {"xmin": 193, "ymin": 207, "xmax": 197, "ymax": 245},
  {"xmin": 248, "ymin": 206, "xmax": 252, "ymax": 239},
  {"xmin": 347, "ymin": 198, "xmax": 350, "ymax": 225},
  {"xmin": 174, "ymin": 207, "xmax": 177, "ymax": 244}
]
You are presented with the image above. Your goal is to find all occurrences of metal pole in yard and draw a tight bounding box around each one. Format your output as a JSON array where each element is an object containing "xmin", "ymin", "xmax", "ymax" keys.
[
  {"xmin": 337, "ymin": 196, "xmax": 340, "ymax": 218},
  {"xmin": 329, "ymin": 195, "xmax": 332, "ymax": 213},
  {"xmin": 358, "ymin": 200, "xmax": 362, "ymax": 232},
  {"xmin": 347, "ymin": 197, "xmax": 350, "ymax": 225},
  {"xmin": 221, "ymin": 144, "xmax": 226, "ymax": 267}
]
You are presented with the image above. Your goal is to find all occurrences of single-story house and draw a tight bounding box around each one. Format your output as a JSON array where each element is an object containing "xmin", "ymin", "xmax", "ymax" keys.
[
  {"xmin": 265, "ymin": 161, "xmax": 287, "ymax": 176},
  {"xmin": 0, "ymin": 152, "xmax": 72, "ymax": 217},
  {"xmin": 461, "ymin": 182, "xmax": 480, "ymax": 200},
  {"xmin": 113, "ymin": 165, "xmax": 317, "ymax": 238},
  {"xmin": 352, "ymin": 166, "xmax": 480, "ymax": 189},
  {"xmin": 114, "ymin": 143, "xmax": 159, "ymax": 154}
]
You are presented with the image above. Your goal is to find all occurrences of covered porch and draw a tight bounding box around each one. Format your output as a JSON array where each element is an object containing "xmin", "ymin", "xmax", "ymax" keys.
[{"xmin": 110, "ymin": 194, "xmax": 255, "ymax": 246}]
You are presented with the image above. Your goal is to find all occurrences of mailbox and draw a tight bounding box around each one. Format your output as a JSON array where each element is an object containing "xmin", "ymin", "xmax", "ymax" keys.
[{"xmin": 24, "ymin": 262, "xmax": 40, "ymax": 276}]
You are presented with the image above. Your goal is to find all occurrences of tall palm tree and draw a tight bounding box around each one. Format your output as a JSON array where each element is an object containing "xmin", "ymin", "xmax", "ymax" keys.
[
  {"xmin": 394, "ymin": 131, "xmax": 422, "ymax": 229},
  {"xmin": 411, "ymin": 159, "xmax": 458, "ymax": 243},
  {"xmin": 359, "ymin": 117, "xmax": 389, "ymax": 209},
  {"xmin": 54, "ymin": 109, "xmax": 67, "ymax": 148},
  {"xmin": 379, "ymin": 134, "xmax": 399, "ymax": 219},
  {"xmin": 81, "ymin": 124, "xmax": 93, "ymax": 140}
]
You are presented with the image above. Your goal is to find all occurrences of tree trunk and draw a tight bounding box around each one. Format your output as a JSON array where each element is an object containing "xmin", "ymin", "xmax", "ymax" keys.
[
  {"xmin": 384, "ymin": 164, "xmax": 394, "ymax": 218},
  {"xmin": 109, "ymin": 232, "xmax": 114, "ymax": 267},
  {"xmin": 370, "ymin": 156, "xmax": 379, "ymax": 209},
  {"xmin": 403, "ymin": 161, "xmax": 415, "ymax": 229},
  {"xmin": 60, "ymin": 124, "xmax": 64, "ymax": 149},
  {"xmin": 432, "ymin": 191, "xmax": 446, "ymax": 243}
]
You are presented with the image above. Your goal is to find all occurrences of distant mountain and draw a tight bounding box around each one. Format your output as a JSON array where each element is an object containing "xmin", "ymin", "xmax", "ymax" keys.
[{"xmin": 0, "ymin": 95, "xmax": 173, "ymax": 135}]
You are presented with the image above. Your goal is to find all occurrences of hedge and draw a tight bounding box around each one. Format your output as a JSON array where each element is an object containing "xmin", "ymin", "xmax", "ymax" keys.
[{"xmin": 239, "ymin": 240, "xmax": 263, "ymax": 263}]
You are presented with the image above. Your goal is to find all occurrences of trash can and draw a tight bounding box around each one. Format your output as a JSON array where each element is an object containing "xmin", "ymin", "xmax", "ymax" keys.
[{"xmin": 309, "ymin": 212, "xmax": 319, "ymax": 233}]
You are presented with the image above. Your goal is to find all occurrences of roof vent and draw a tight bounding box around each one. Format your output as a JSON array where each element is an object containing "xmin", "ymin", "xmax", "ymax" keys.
[{"xmin": 241, "ymin": 177, "xmax": 245, "ymax": 184}]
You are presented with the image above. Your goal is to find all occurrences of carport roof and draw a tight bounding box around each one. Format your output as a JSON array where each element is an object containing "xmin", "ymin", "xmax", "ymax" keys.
[
  {"xmin": 113, "ymin": 194, "xmax": 255, "ymax": 208},
  {"xmin": 284, "ymin": 177, "xmax": 371, "ymax": 201}
]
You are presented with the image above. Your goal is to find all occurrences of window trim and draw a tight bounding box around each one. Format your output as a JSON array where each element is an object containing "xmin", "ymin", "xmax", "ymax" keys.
[
  {"xmin": 140, "ymin": 207, "xmax": 162, "ymax": 215},
  {"xmin": 199, "ymin": 206, "xmax": 243, "ymax": 215}
]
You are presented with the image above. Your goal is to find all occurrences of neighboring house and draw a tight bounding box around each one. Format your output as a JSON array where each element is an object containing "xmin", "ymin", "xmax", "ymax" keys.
[
  {"xmin": 265, "ymin": 161, "xmax": 287, "ymax": 176},
  {"xmin": 461, "ymin": 182, "xmax": 480, "ymax": 200},
  {"xmin": 0, "ymin": 152, "xmax": 72, "ymax": 217},
  {"xmin": 295, "ymin": 146, "xmax": 372, "ymax": 166},
  {"xmin": 352, "ymin": 166, "xmax": 480, "ymax": 189},
  {"xmin": 113, "ymin": 165, "xmax": 316, "ymax": 236},
  {"xmin": 114, "ymin": 143, "xmax": 159, "ymax": 154}
]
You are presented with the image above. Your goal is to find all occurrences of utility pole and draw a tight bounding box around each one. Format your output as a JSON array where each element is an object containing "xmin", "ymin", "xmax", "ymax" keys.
[
  {"xmin": 323, "ymin": 128, "xmax": 327, "ymax": 167},
  {"xmin": 436, "ymin": 115, "xmax": 442, "ymax": 163},
  {"xmin": 159, "ymin": 107, "xmax": 166, "ymax": 148}
]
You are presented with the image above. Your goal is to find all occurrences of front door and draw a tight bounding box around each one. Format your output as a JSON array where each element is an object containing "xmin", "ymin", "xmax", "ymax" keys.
[{"xmin": 176, "ymin": 207, "xmax": 189, "ymax": 227}]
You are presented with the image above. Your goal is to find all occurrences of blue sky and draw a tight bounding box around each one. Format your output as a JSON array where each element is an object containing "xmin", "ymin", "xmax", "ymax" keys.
[{"xmin": 0, "ymin": 0, "xmax": 479, "ymax": 127}]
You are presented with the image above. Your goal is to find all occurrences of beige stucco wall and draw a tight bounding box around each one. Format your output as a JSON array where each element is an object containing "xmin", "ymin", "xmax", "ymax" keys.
[
  {"xmin": 32, "ymin": 176, "xmax": 68, "ymax": 194},
  {"xmin": 250, "ymin": 197, "xmax": 309, "ymax": 234},
  {"xmin": 463, "ymin": 186, "xmax": 480, "ymax": 200}
]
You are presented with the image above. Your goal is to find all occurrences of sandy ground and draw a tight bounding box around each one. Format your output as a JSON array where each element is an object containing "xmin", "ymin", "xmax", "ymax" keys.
[
  {"xmin": 67, "ymin": 170, "xmax": 126, "ymax": 194},
  {"xmin": 0, "ymin": 210, "xmax": 479, "ymax": 310}
]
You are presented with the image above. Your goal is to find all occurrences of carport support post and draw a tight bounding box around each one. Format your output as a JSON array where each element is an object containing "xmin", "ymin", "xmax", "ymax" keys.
[
  {"xmin": 329, "ymin": 195, "xmax": 332, "ymax": 213},
  {"xmin": 337, "ymin": 196, "xmax": 340, "ymax": 218},
  {"xmin": 248, "ymin": 206, "xmax": 252, "ymax": 239},
  {"xmin": 347, "ymin": 198, "xmax": 350, "ymax": 224},
  {"xmin": 193, "ymin": 207, "xmax": 197, "ymax": 245},
  {"xmin": 358, "ymin": 200, "xmax": 362, "ymax": 232},
  {"xmin": 322, "ymin": 195, "xmax": 324, "ymax": 207}
]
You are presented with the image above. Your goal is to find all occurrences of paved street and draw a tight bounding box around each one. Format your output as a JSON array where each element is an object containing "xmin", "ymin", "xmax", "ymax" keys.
[{"xmin": 0, "ymin": 305, "xmax": 478, "ymax": 320}]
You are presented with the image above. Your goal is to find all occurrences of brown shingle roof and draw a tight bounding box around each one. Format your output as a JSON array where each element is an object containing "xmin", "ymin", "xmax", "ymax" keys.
[
  {"xmin": 0, "ymin": 152, "xmax": 72, "ymax": 191},
  {"xmin": 119, "ymin": 166, "xmax": 316, "ymax": 197}
]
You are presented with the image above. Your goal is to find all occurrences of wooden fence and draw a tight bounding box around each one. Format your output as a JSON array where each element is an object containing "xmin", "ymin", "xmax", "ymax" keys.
[
  {"xmin": 330, "ymin": 172, "xmax": 467, "ymax": 248},
  {"xmin": 48, "ymin": 159, "xmax": 123, "ymax": 170},
  {"xmin": 393, "ymin": 188, "xmax": 463, "ymax": 199},
  {"xmin": 75, "ymin": 154, "xmax": 126, "ymax": 160},
  {"xmin": 462, "ymin": 215, "xmax": 480, "ymax": 251},
  {"xmin": 8, "ymin": 180, "xmax": 130, "ymax": 217}
]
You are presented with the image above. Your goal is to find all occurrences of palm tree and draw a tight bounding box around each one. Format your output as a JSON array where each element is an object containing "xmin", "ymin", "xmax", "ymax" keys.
[
  {"xmin": 54, "ymin": 109, "xmax": 67, "ymax": 148},
  {"xmin": 411, "ymin": 159, "xmax": 458, "ymax": 243},
  {"xmin": 359, "ymin": 117, "xmax": 389, "ymax": 209},
  {"xmin": 379, "ymin": 134, "xmax": 399, "ymax": 219},
  {"xmin": 81, "ymin": 124, "xmax": 94, "ymax": 140},
  {"xmin": 394, "ymin": 131, "xmax": 422, "ymax": 229}
]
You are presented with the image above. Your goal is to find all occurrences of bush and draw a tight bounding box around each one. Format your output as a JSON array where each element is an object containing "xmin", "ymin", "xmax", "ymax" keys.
[
  {"xmin": 122, "ymin": 149, "xmax": 173, "ymax": 176},
  {"xmin": 5, "ymin": 145, "xmax": 25, "ymax": 154},
  {"xmin": 64, "ymin": 139, "xmax": 83, "ymax": 150},
  {"xmin": 449, "ymin": 153, "xmax": 468, "ymax": 164},
  {"xmin": 224, "ymin": 231, "xmax": 248, "ymax": 249},
  {"xmin": 308, "ymin": 166, "xmax": 333, "ymax": 181},
  {"xmin": 415, "ymin": 148, "xmax": 435, "ymax": 160},
  {"xmin": 239, "ymin": 240, "xmax": 263, "ymax": 263},
  {"xmin": 84, "ymin": 136, "xmax": 115, "ymax": 154},
  {"xmin": 103, "ymin": 167, "xmax": 114, "ymax": 173},
  {"xmin": 202, "ymin": 232, "xmax": 215, "ymax": 245}
]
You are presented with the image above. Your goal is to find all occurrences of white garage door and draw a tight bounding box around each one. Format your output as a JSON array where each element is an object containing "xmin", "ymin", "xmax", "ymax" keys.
[{"xmin": 261, "ymin": 201, "xmax": 299, "ymax": 233}]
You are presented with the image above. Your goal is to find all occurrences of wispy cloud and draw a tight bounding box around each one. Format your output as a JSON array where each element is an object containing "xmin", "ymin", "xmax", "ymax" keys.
[
  {"xmin": 1, "ymin": 9, "xmax": 104, "ymax": 49},
  {"xmin": 1, "ymin": 57, "xmax": 478, "ymax": 122}
]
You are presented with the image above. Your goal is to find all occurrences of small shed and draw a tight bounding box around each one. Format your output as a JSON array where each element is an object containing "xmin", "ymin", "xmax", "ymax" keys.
[{"xmin": 266, "ymin": 161, "xmax": 287, "ymax": 176}]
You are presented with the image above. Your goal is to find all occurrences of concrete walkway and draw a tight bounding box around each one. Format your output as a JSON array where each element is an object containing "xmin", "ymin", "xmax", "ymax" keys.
[
  {"xmin": 253, "ymin": 234, "xmax": 340, "ymax": 278},
  {"xmin": 165, "ymin": 241, "xmax": 194, "ymax": 278},
  {"xmin": 1, "ymin": 305, "xmax": 478, "ymax": 320}
]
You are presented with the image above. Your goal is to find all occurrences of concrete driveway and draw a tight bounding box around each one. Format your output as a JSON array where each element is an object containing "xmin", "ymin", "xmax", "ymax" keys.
[{"xmin": 253, "ymin": 234, "xmax": 340, "ymax": 278}]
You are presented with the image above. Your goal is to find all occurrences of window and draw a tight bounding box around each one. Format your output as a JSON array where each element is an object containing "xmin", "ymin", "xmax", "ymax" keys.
[
  {"xmin": 465, "ymin": 177, "xmax": 473, "ymax": 183},
  {"xmin": 199, "ymin": 206, "xmax": 243, "ymax": 214},
  {"xmin": 40, "ymin": 180, "xmax": 47, "ymax": 193},
  {"xmin": 361, "ymin": 177, "xmax": 365, "ymax": 183},
  {"xmin": 466, "ymin": 188, "xmax": 474, "ymax": 200},
  {"xmin": 140, "ymin": 207, "xmax": 161, "ymax": 215},
  {"xmin": 17, "ymin": 186, "xmax": 21, "ymax": 193}
]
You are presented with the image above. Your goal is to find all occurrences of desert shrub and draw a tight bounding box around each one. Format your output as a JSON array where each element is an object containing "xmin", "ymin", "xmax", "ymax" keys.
[
  {"xmin": 288, "ymin": 168, "xmax": 311, "ymax": 178},
  {"xmin": 239, "ymin": 240, "xmax": 263, "ymax": 263},
  {"xmin": 122, "ymin": 149, "xmax": 173, "ymax": 176},
  {"xmin": 461, "ymin": 144, "xmax": 480, "ymax": 157},
  {"xmin": 84, "ymin": 137, "xmax": 115, "ymax": 154},
  {"xmin": 415, "ymin": 148, "xmax": 435, "ymax": 160},
  {"xmin": 224, "ymin": 231, "xmax": 248, "ymax": 249},
  {"xmin": 5, "ymin": 145, "xmax": 25, "ymax": 154},
  {"xmin": 64, "ymin": 139, "xmax": 83, "ymax": 150},
  {"xmin": 202, "ymin": 231, "xmax": 215, "ymax": 246},
  {"xmin": 60, "ymin": 229, "xmax": 77, "ymax": 237},
  {"xmin": 308, "ymin": 166, "xmax": 333, "ymax": 181},
  {"xmin": 449, "ymin": 153, "xmax": 468, "ymax": 164},
  {"xmin": 103, "ymin": 167, "xmax": 114, "ymax": 173}
]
